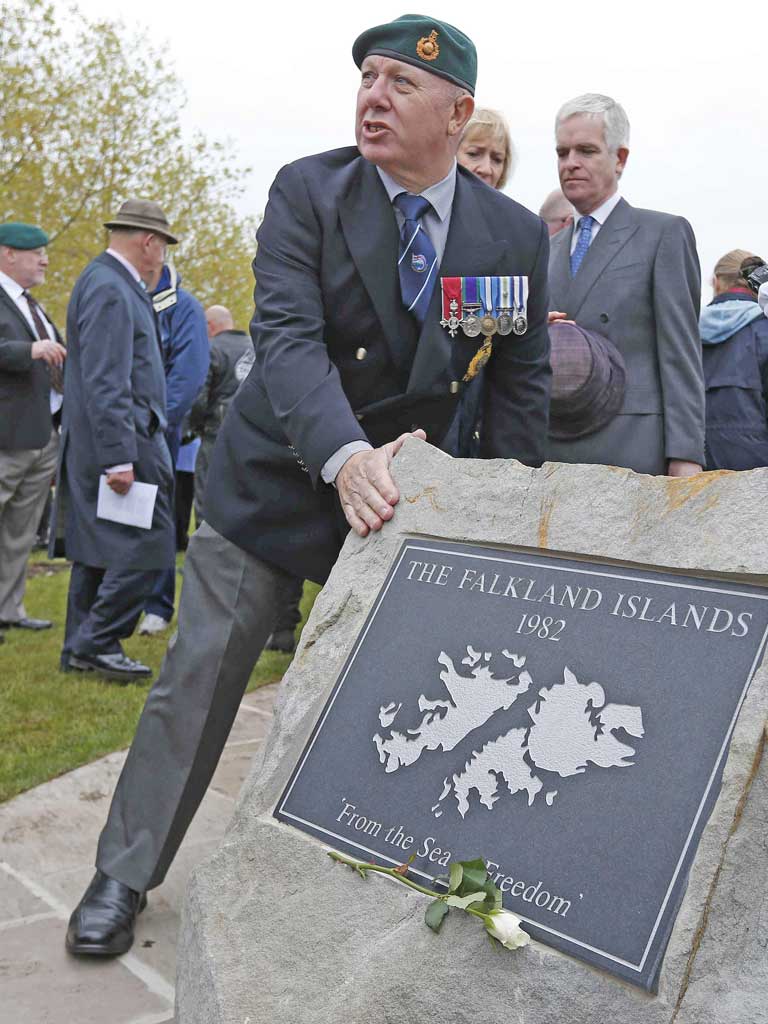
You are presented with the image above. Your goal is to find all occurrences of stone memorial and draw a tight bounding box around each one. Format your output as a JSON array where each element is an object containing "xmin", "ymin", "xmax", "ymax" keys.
[{"xmin": 177, "ymin": 439, "xmax": 768, "ymax": 1024}]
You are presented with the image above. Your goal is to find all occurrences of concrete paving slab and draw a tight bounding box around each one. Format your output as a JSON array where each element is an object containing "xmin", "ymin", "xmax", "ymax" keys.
[
  {"xmin": 0, "ymin": 917, "xmax": 172, "ymax": 1023},
  {"xmin": 0, "ymin": 868, "xmax": 50, "ymax": 923},
  {"xmin": 210, "ymin": 740, "xmax": 264, "ymax": 802}
]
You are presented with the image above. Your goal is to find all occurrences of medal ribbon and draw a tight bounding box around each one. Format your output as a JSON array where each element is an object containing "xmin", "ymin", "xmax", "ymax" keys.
[
  {"xmin": 499, "ymin": 276, "xmax": 512, "ymax": 310},
  {"xmin": 512, "ymin": 276, "xmax": 529, "ymax": 315},
  {"xmin": 440, "ymin": 277, "xmax": 462, "ymax": 322},
  {"xmin": 462, "ymin": 276, "xmax": 480, "ymax": 307},
  {"xmin": 479, "ymin": 276, "xmax": 500, "ymax": 317}
]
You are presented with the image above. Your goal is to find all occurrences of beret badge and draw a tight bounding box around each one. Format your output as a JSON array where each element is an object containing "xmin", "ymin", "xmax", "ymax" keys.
[{"xmin": 416, "ymin": 29, "xmax": 440, "ymax": 61}]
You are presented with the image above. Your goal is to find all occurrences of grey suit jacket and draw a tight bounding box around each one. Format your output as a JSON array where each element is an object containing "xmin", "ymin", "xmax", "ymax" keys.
[
  {"xmin": 52, "ymin": 253, "xmax": 175, "ymax": 570},
  {"xmin": 546, "ymin": 198, "xmax": 705, "ymax": 473},
  {"xmin": 0, "ymin": 285, "xmax": 61, "ymax": 449}
]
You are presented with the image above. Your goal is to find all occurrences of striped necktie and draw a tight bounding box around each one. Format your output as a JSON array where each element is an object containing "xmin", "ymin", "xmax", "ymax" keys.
[
  {"xmin": 393, "ymin": 193, "xmax": 438, "ymax": 325},
  {"xmin": 570, "ymin": 215, "xmax": 595, "ymax": 277},
  {"xmin": 23, "ymin": 290, "xmax": 64, "ymax": 394}
]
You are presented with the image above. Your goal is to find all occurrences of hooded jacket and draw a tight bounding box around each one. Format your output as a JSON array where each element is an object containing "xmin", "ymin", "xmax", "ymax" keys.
[
  {"xmin": 699, "ymin": 289, "xmax": 768, "ymax": 470},
  {"xmin": 151, "ymin": 265, "xmax": 209, "ymax": 460}
]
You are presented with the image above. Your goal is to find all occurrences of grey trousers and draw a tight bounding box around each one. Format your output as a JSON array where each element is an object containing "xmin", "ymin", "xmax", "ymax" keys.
[
  {"xmin": 96, "ymin": 521, "xmax": 290, "ymax": 892},
  {"xmin": 0, "ymin": 430, "xmax": 59, "ymax": 621}
]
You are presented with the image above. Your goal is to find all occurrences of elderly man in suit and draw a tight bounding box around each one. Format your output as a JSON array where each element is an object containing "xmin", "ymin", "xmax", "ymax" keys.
[
  {"xmin": 546, "ymin": 93, "xmax": 704, "ymax": 476},
  {"xmin": 56, "ymin": 200, "xmax": 177, "ymax": 682},
  {"xmin": 66, "ymin": 14, "xmax": 552, "ymax": 957},
  {"xmin": 0, "ymin": 223, "xmax": 66, "ymax": 635}
]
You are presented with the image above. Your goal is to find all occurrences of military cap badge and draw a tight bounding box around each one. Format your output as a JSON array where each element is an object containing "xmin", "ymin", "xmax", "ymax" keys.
[{"xmin": 416, "ymin": 29, "xmax": 440, "ymax": 61}]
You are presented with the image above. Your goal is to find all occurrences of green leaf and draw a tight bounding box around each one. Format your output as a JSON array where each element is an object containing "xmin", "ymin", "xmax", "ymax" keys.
[
  {"xmin": 448, "ymin": 862, "xmax": 464, "ymax": 894},
  {"xmin": 424, "ymin": 899, "xmax": 449, "ymax": 933},
  {"xmin": 483, "ymin": 879, "xmax": 503, "ymax": 910},
  {"xmin": 457, "ymin": 858, "xmax": 488, "ymax": 895},
  {"xmin": 445, "ymin": 891, "xmax": 486, "ymax": 909}
]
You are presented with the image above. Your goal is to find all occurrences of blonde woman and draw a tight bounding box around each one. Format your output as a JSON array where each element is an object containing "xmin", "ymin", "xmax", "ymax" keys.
[{"xmin": 458, "ymin": 108, "xmax": 514, "ymax": 190}]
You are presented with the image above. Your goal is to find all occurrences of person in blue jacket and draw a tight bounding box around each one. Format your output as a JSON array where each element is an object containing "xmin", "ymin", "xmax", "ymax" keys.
[
  {"xmin": 700, "ymin": 248, "xmax": 768, "ymax": 471},
  {"xmin": 139, "ymin": 264, "xmax": 209, "ymax": 634}
]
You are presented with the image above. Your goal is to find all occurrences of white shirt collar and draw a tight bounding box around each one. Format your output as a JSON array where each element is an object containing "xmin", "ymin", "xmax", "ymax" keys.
[
  {"xmin": 376, "ymin": 161, "xmax": 457, "ymax": 222},
  {"xmin": 577, "ymin": 190, "xmax": 621, "ymax": 229},
  {"xmin": 106, "ymin": 247, "xmax": 142, "ymax": 284},
  {"xmin": 0, "ymin": 267, "xmax": 25, "ymax": 301}
]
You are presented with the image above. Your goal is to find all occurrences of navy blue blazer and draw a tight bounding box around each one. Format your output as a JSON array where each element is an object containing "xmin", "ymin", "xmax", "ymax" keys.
[
  {"xmin": 53, "ymin": 252, "xmax": 175, "ymax": 570},
  {"xmin": 205, "ymin": 149, "xmax": 551, "ymax": 583}
]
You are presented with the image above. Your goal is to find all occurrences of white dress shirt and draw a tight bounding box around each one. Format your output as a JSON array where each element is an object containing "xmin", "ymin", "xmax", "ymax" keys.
[
  {"xmin": 0, "ymin": 267, "xmax": 62, "ymax": 415},
  {"xmin": 103, "ymin": 248, "xmax": 144, "ymax": 473},
  {"xmin": 320, "ymin": 163, "xmax": 458, "ymax": 484},
  {"xmin": 569, "ymin": 191, "xmax": 622, "ymax": 254}
]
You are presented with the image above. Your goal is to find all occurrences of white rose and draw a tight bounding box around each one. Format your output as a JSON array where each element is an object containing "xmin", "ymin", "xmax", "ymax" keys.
[{"xmin": 485, "ymin": 910, "xmax": 530, "ymax": 951}]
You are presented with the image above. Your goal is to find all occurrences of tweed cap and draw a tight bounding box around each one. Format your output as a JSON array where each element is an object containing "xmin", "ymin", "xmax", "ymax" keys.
[
  {"xmin": 0, "ymin": 222, "xmax": 49, "ymax": 250},
  {"xmin": 104, "ymin": 199, "xmax": 178, "ymax": 245},
  {"xmin": 548, "ymin": 321, "xmax": 627, "ymax": 440},
  {"xmin": 353, "ymin": 14, "xmax": 477, "ymax": 94}
]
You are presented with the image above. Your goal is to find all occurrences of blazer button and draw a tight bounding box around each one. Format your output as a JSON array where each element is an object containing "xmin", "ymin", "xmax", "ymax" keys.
[
  {"xmin": 355, "ymin": 347, "xmax": 367, "ymax": 361},
  {"xmin": 599, "ymin": 313, "xmax": 609, "ymax": 323},
  {"xmin": 449, "ymin": 381, "xmax": 460, "ymax": 394}
]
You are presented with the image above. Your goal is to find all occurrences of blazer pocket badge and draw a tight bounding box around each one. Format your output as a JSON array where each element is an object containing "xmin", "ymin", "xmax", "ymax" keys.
[{"xmin": 440, "ymin": 276, "xmax": 529, "ymax": 380}]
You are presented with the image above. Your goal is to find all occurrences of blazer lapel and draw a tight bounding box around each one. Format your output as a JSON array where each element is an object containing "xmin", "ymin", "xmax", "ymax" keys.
[
  {"xmin": 407, "ymin": 172, "xmax": 507, "ymax": 393},
  {"xmin": 338, "ymin": 161, "xmax": 417, "ymax": 374},
  {"xmin": 562, "ymin": 198, "xmax": 639, "ymax": 317},
  {"xmin": 548, "ymin": 227, "xmax": 572, "ymax": 309},
  {"xmin": 0, "ymin": 284, "xmax": 37, "ymax": 341}
]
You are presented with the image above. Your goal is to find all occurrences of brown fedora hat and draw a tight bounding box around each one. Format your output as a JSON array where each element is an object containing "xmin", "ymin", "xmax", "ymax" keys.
[
  {"xmin": 104, "ymin": 198, "xmax": 178, "ymax": 245},
  {"xmin": 548, "ymin": 321, "xmax": 627, "ymax": 440}
]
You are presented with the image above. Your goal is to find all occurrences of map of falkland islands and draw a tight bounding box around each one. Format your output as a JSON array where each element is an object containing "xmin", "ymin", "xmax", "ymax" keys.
[{"xmin": 373, "ymin": 647, "xmax": 644, "ymax": 818}]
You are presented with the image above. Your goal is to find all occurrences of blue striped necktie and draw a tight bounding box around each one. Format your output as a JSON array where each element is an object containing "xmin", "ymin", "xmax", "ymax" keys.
[
  {"xmin": 393, "ymin": 193, "xmax": 438, "ymax": 325},
  {"xmin": 570, "ymin": 214, "xmax": 595, "ymax": 277}
]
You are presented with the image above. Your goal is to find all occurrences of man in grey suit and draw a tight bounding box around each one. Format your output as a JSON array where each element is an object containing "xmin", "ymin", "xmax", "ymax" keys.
[
  {"xmin": 0, "ymin": 222, "xmax": 65, "ymax": 634},
  {"xmin": 546, "ymin": 93, "xmax": 704, "ymax": 476},
  {"xmin": 56, "ymin": 200, "xmax": 177, "ymax": 681}
]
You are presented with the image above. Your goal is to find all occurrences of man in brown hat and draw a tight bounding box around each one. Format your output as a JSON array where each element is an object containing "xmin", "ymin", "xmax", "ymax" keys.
[{"xmin": 55, "ymin": 199, "xmax": 178, "ymax": 682}]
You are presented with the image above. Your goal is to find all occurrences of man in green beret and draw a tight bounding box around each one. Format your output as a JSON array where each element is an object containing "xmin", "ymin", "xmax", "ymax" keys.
[
  {"xmin": 67, "ymin": 15, "xmax": 551, "ymax": 957},
  {"xmin": 0, "ymin": 222, "xmax": 65, "ymax": 635}
]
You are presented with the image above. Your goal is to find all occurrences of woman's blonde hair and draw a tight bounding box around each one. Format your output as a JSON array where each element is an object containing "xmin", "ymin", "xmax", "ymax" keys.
[
  {"xmin": 713, "ymin": 249, "xmax": 758, "ymax": 290},
  {"xmin": 460, "ymin": 107, "xmax": 515, "ymax": 189}
]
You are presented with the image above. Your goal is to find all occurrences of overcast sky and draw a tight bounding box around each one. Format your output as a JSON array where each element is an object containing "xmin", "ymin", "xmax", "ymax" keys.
[{"xmin": 72, "ymin": 0, "xmax": 767, "ymax": 301}]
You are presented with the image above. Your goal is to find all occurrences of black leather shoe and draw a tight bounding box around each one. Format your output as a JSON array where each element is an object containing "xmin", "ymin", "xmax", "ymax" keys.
[
  {"xmin": 66, "ymin": 871, "xmax": 147, "ymax": 956},
  {"xmin": 0, "ymin": 617, "xmax": 53, "ymax": 630},
  {"xmin": 265, "ymin": 628, "xmax": 296, "ymax": 654},
  {"xmin": 68, "ymin": 652, "xmax": 152, "ymax": 681}
]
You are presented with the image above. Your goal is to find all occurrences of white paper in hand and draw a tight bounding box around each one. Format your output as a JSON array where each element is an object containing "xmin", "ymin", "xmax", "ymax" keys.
[{"xmin": 97, "ymin": 476, "xmax": 158, "ymax": 530}]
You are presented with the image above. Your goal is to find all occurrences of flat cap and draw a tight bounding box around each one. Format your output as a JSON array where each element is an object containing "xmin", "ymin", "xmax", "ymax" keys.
[
  {"xmin": 0, "ymin": 222, "xmax": 49, "ymax": 250},
  {"xmin": 548, "ymin": 321, "xmax": 627, "ymax": 440},
  {"xmin": 104, "ymin": 198, "xmax": 178, "ymax": 245},
  {"xmin": 353, "ymin": 14, "xmax": 477, "ymax": 94}
]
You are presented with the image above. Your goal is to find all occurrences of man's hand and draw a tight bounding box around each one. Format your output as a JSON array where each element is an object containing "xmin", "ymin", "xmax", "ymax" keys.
[
  {"xmin": 547, "ymin": 311, "xmax": 574, "ymax": 325},
  {"xmin": 106, "ymin": 469, "xmax": 134, "ymax": 494},
  {"xmin": 337, "ymin": 429, "xmax": 427, "ymax": 537},
  {"xmin": 667, "ymin": 459, "xmax": 701, "ymax": 478},
  {"xmin": 31, "ymin": 339, "xmax": 66, "ymax": 367}
]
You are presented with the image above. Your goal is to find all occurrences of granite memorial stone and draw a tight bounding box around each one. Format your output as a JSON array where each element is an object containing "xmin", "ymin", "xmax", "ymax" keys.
[{"xmin": 177, "ymin": 439, "xmax": 768, "ymax": 1024}]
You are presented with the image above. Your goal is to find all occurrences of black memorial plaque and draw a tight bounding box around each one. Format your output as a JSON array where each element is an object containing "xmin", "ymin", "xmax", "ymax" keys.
[{"xmin": 275, "ymin": 539, "xmax": 768, "ymax": 990}]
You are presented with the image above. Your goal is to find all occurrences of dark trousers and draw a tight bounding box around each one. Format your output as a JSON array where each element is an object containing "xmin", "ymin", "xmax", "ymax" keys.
[
  {"xmin": 97, "ymin": 522, "xmax": 290, "ymax": 891},
  {"xmin": 144, "ymin": 568, "xmax": 176, "ymax": 622},
  {"xmin": 63, "ymin": 563, "xmax": 154, "ymax": 659},
  {"xmin": 274, "ymin": 573, "xmax": 304, "ymax": 633},
  {"xmin": 175, "ymin": 469, "xmax": 195, "ymax": 549}
]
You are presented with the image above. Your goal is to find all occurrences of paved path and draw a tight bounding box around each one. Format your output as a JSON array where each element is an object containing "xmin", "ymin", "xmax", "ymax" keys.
[{"xmin": 0, "ymin": 682, "xmax": 279, "ymax": 1024}]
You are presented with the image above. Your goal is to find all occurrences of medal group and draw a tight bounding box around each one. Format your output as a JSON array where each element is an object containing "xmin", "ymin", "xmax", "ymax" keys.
[{"xmin": 440, "ymin": 276, "xmax": 529, "ymax": 382}]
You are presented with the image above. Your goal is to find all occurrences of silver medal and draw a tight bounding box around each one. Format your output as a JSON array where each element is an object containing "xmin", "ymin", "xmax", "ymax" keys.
[
  {"xmin": 512, "ymin": 312, "xmax": 528, "ymax": 336},
  {"xmin": 461, "ymin": 313, "xmax": 482, "ymax": 338},
  {"xmin": 496, "ymin": 312, "xmax": 513, "ymax": 336}
]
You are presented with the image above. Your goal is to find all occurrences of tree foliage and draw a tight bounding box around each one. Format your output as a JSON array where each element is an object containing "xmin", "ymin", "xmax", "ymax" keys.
[{"xmin": 1, "ymin": 0, "xmax": 257, "ymax": 329}]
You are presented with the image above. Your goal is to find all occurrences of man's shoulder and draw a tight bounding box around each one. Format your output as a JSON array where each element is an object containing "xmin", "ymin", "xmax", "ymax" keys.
[
  {"xmin": 622, "ymin": 202, "xmax": 691, "ymax": 234},
  {"xmin": 274, "ymin": 147, "xmax": 363, "ymax": 191}
]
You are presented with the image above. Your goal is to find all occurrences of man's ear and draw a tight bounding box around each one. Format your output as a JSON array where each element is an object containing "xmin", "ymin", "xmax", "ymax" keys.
[
  {"xmin": 448, "ymin": 94, "xmax": 475, "ymax": 137},
  {"xmin": 615, "ymin": 146, "xmax": 629, "ymax": 179}
]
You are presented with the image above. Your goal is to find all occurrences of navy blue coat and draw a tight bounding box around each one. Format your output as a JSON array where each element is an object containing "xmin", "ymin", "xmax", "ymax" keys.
[
  {"xmin": 53, "ymin": 252, "xmax": 175, "ymax": 569},
  {"xmin": 205, "ymin": 149, "xmax": 551, "ymax": 584},
  {"xmin": 702, "ymin": 291, "xmax": 768, "ymax": 471}
]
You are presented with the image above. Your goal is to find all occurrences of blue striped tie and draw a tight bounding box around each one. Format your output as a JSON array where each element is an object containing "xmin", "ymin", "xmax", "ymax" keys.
[
  {"xmin": 570, "ymin": 215, "xmax": 595, "ymax": 277},
  {"xmin": 394, "ymin": 193, "xmax": 438, "ymax": 325}
]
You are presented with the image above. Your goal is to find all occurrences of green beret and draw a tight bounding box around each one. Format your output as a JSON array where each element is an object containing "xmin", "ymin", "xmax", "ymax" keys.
[
  {"xmin": 353, "ymin": 14, "xmax": 477, "ymax": 95},
  {"xmin": 0, "ymin": 222, "xmax": 49, "ymax": 250}
]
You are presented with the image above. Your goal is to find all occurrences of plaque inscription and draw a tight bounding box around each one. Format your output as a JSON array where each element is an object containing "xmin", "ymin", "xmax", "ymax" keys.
[{"xmin": 275, "ymin": 540, "xmax": 768, "ymax": 990}]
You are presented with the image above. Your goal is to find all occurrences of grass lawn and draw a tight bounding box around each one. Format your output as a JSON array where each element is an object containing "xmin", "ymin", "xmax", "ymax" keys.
[{"xmin": 0, "ymin": 552, "xmax": 319, "ymax": 804}]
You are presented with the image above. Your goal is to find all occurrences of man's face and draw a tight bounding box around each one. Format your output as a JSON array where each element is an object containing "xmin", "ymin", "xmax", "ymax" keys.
[
  {"xmin": 1, "ymin": 246, "xmax": 48, "ymax": 289},
  {"xmin": 355, "ymin": 55, "xmax": 454, "ymax": 181},
  {"xmin": 139, "ymin": 234, "xmax": 168, "ymax": 289},
  {"xmin": 556, "ymin": 114, "xmax": 628, "ymax": 215}
]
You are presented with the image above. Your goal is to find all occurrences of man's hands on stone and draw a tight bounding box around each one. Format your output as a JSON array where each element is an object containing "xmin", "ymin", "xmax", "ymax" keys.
[
  {"xmin": 337, "ymin": 429, "xmax": 427, "ymax": 537},
  {"xmin": 31, "ymin": 338, "xmax": 66, "ymax": 367},
  {"xmin": 106, "ymin": 469, "xmax": 134, "ymax": 495}
]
